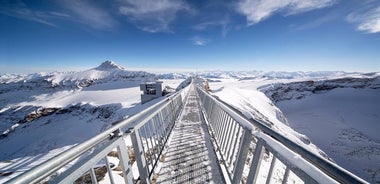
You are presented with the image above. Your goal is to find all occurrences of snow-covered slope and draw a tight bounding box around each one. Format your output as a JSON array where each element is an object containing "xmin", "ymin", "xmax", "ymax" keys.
[
  {"xmin": 208, "ymin": 82, "xmax": 330, "ymax": 160},
  {"xmin": 205, "ymin": 72, "xmax": 379, "ymax": 183},
  {"xmin": 0, "ymin": 61, "xmax": 184, "ymax": 182},
  {"xmin": 258, "ymin": 76, "xmax": 380, "ymax": 183}
]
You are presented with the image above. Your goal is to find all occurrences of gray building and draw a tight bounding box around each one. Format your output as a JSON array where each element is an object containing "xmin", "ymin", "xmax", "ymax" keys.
[{"xmin": 140, "ymin": 81, "xmax": 163, "ymax": 103}]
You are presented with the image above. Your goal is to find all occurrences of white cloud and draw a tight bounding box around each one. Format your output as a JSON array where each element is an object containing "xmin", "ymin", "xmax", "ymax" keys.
[
  {"xmin": 237, "ymin": 0, "xmax": 336, "ymax": 25},
  {"xmin": 190, "ymin": 36, "xmax": 210, "ymax": 46},
  {"xmin": 0, "ymin": 1, "xmax": 61, "ymax": 27},
  {"xmin": 0, "ymin": 1, "xmax": 118, "ymax": 31},
  {"xmin": 59, "ymin": 0, "xmax": 118, "ymax": 31},
  {"xmin": 292, "ymin": 12, "xmax": 338, "ymax": 30},
  {"xmin": 193, "ymin": 16, "xmax": 231, "ymax": 37},
  {"xmin": 347, "ymin": 6, "xmax": 380, "ymax": 34},
  {"xmin": 118, "ymin": 0, "xmax": 192, "ymax": 33}
]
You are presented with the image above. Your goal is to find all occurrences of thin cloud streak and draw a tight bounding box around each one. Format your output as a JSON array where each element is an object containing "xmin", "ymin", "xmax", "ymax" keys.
[
  {"xmin": 0, "ymin": 1, "xmax": 61, "ymax": 28},
  {"xmin": 347, "ymin": 6, "xmax": 380, "ymax": 34},
  {"xmin": 0, "ymin": 0, "xmax": 118, "ymax": 31},
  {"xmin": 190, "ymin": 36, "xmax": 210, "ymax": 46},
  {"xmin": 236, "ymin": 0, "xmax": 336, "ymax": 25},
  {"xmin": 193, "ymin": 16, "xmax": 231, "ymax": 37},
  {"xmin": 293, "ymin": 12, "xmax": 338, "ymax": 31},
  {"xmin": 59, "ymin": 0, "xmax": 118, "ymax": 31},
  {"xmin": 118, "ymin": 0, "xmax": 192, "ymax": 33}
]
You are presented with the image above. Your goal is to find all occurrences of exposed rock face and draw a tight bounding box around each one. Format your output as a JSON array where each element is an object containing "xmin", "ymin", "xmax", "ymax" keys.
[{"xmin": 261, "ymin": 77, "xmax": 380, "ymax": 102}]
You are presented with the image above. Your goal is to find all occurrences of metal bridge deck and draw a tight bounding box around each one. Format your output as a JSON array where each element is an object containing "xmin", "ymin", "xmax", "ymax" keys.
[{"xmin": 156, "ymin": 88, "xmax": 225, "ymax": 184}]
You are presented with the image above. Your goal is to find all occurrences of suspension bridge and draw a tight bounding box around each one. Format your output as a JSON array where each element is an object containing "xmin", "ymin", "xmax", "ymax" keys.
[{"xmin": 7, "ymin": 79, "xmax": 367, "ymax": 184}]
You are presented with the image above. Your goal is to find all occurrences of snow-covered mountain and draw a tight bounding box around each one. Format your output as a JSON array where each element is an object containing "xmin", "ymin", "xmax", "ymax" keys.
[
  {"xmin": 157, "ymin": 70, "xmax": 368, "ymax": 80},
  {"xmin": 1, "ymin": 61, "xmax": 156, "ymax": 89},
  {"xmin": 0, "ymin": 61, "xmax": 185, "ymax": 182},
  {"xmin": 0, "ymin": 60, "xmax": 158, "ymax": 134},
  {"xmin": 260, "ymin": 75, "xmax": 380, "ymax": 102}
]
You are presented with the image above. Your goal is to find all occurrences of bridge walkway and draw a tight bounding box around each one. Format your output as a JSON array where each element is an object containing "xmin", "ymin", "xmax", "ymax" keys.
[{"xmin": 156, "ymin": 87, "xmax": 225, "ymax": 184}]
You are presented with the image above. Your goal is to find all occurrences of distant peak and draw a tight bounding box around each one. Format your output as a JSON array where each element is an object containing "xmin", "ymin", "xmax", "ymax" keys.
[{"xmin": 96, "ymin": 61, "xmax": 124, "ymax": 70}]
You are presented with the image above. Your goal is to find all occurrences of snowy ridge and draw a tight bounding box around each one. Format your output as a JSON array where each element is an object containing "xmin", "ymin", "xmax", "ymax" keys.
[
  {"xmin": 0, "ymin": 61, "xmax": 156, "ymax": 89},
  {"xmin": 260, "ymin": 76, "xmax": 380, "ymax": 102},
  {"xmin": 156, "ymin": 70, "xmax": 378, "ymax": 80},
  {"xmin": 47, "ymin": 61, "xmax": 156, "ymax": 88}
]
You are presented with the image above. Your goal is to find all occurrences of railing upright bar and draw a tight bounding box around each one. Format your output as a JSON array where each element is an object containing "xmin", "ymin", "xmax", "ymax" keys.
[
  {"xmin": 221, "ymin": 115, "xmax": 232, "ymax": 153},
  {"xmin": 117, "ymin": 138, "xmax": 134, "ymax": 184},
  {"xmin": 229, "ymin": 125, "xmax": 241, "ymax": 170},
  {"xmin": 226, "ymin": 120, "xmax": 238, "ymax": 168},
  {"xmin": 168, "ymin": 100, "xmax": 176, "ymax": 125},
  {"xmin": 232, "ymin": 129, "xmax": 252, "ymax": 184},
  {"xmin": 206, "ymin": 98, "xmax": 214, "ymax": 121},
  {"xmin": 266, "ymin": 156, "xmax": 277, "ymax": 184},
  {"xmin": 246, "ymin": 138, "xmax": 265, "ymax": 184},
  {"xmin": 144, "ymin": 124, "xmax": 154, "ymax": 171},
  {"xmin": 149, "ymin": 118, "xmax": 161, "ymax": 181},
  {"xmin": 157, "ymin": 112, "xmax": 165, "ymax": 142},
  {"xmin": 282, "ymin": 167, "xmax": 290, "ymax": 184},
  {"xmin": 219, "ymin": 112, "xmax": 229, "ymax": 151},
  {"xmin": 131, "ymin": 129, "xmax": 150, "ymax": 184},
  {"xmin": 89, "ymin": 167, "xmax": 98, "ymax": 184},
  {"xmin": 207, "ymin": 98, "xmax": 214, "ymax": 120},
  {"xmin": 147, "ymin": 120, "xmax": 158, "ymax": 167},
  {"xmin": 157, "ymin": 113, "xmax": 165, "ymax": 141},
  {"xmin": 215, "ymin": 110, "xmax": 224, "ymax": 145},
  {"xmin": 215, "ymin": 109, "xmax": 224, "ymax": 143},
  {"xmin": 105, "ymin": 156, "xmax": 116, "ymax": 184},
  {"xmin": 209, "ymin": 104, "xmax": 217, "ymax": 130}
]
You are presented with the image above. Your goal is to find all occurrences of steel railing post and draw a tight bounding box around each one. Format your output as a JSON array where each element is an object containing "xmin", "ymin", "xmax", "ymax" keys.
[
  {"xmin": 89, "ymin": 167, "xmax": 98, "ymax": 184},
  {"xmin": 246, "ymin": 138, "xmax": 264, "ymax": 184},
  {"xmin": 130, "ymin": 129, "xmax": 150, "ymax": 184},
  {"xmin": 117, "ymin": 137, "xmax": 134, "ymax": 184},
  {"xmin": 232, "ymin": 129, "xmax": 252, "ymax": 184}
]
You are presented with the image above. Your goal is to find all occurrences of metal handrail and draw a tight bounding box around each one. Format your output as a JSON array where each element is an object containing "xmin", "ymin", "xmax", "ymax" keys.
[
  {"xmin": 195, "ymin": 84, "xmax": 368, "ymax": 184},
  {"xmin": 7, "ymin": 84, "xmax": 191, "ymax": 184},
  {"xmin": 6, "ymin": 79, "xmax": 368, "ymax": 184}
]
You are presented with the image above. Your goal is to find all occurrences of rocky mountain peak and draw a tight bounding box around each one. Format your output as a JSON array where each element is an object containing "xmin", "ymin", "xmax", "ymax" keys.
[{"xmin": 96, "ymin": 61, "xmax": 124, "ymax": 71}]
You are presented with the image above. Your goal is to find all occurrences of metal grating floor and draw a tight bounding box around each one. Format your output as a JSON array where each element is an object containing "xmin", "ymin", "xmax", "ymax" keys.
[{"xmin": 156, "ymin": 88, "xmax": 225, "ymax": 184}]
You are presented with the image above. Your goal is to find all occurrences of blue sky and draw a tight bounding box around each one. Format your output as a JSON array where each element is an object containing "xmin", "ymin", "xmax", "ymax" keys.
[{"xmin": 1, "ymin": 0, "xmax": 380, "ymax": 74}]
